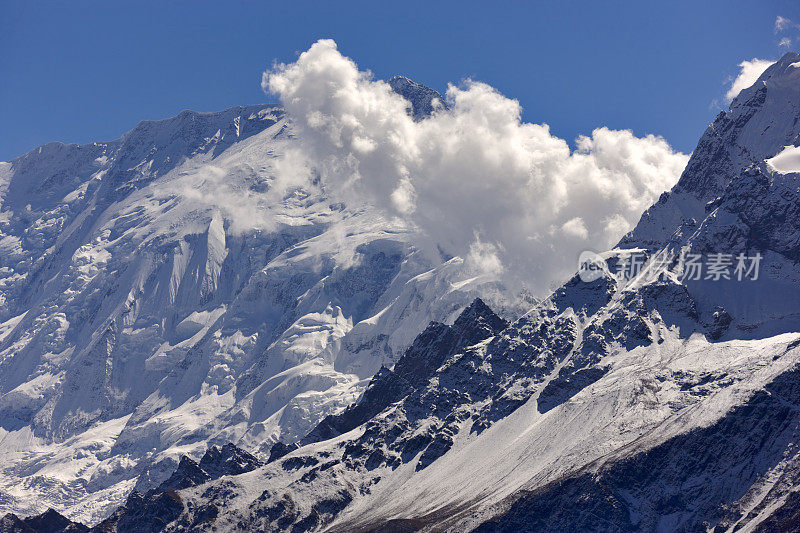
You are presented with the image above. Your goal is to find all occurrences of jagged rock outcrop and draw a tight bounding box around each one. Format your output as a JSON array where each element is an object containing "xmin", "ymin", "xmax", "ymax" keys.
[
  {"xmin": 93, "ymin": 491, "xmax": 184, "ymax": 533},
  {"xmin": 197, "ymin": 443, "xmax": 263, "ymax": 479},
  {"xmin": 154, "ymin": 442, "xmax": 263, "ymax": 493},
  {"xmin": 300, "ymin": 298, "xmax": 507, "ymax": 445},
  {"xmin": 0, "ymin": 509, "xmax": 87, "ymax": 533}
]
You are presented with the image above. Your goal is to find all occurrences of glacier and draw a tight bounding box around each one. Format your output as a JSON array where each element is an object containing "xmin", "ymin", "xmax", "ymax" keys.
[{"xmin": 0, "ymin": 85, "xmax": 521, "ymax": 524}]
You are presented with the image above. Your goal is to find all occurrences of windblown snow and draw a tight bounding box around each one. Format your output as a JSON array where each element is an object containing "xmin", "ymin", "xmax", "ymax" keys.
[{"xmin": 766, "ymin": 144, "xmax": 800, "ymax": 174}]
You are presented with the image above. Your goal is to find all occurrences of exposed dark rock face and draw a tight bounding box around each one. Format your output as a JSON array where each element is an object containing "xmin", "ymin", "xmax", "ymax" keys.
[
  {"xmin": 154, "ymin": 457, "xmax": 210, "ymax": 493},
  {"xmin": 234, "ymin": 299, "xmax": 581, "ymax": 530},
  {"xmin": 156, "ymin": 443, "xmax": 263, "ymax": 493},
  {"xmin": 94, "ymin": 491, "xmax": 184, "ymax": 533},
  {"xmin": 388, "ymin": 76, "xmax": 448, "ymax": 120},
  {"xmin": 198, "ymin": 443, "xmax": 263, "ymax": 479},
  {"xmin": 267, "ymin": 441, "xmax": 300, "ymax": 463},
  {"xmin": 0, "ymin": 509, "xmax": 88, "ymax": 532},
  {"xmin": 40, "ymin": 443, "xmax": 264, "ymax": 532}
]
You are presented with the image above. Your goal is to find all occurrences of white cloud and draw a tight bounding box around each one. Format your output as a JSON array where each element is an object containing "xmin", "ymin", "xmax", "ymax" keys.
[
  {"xmin": 766, "ymin": 145, "xmax": 800, "ymax": 174},
  {"xmin": 561, "ymin": 217, "xmax": 589, "ymax": 240},
  {"xmin": 466, "ymin": 237, "xmax": 504, "ymax": 276},
  {"xmin": 725, "ymin": 58, "xmax": 775, "ymax": 102},
  {"xmin": 775, "ymin": 15, "xmax": 793, "ymax": 33},
  {"xmin": 263, "ymin": 39, "xmax": 688, "ymax": 294},
  {"xmin": 774, "ymin": 16, "xmax": 800, "ymax": 49}
]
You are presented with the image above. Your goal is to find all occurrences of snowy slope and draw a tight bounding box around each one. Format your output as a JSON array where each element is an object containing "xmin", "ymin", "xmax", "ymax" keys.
[
  {"xmin": 0, "ymin": 86, "xmax": 515, "ymax": 523},
  {"xmin": 75, "ymin": 51, "xmax": 800, "ymax": 532}
]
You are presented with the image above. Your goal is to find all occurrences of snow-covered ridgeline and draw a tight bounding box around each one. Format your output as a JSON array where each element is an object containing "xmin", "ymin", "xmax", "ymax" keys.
[{"xmin": 0, "ymin": 88, "xmax": 519, "ymax": 523}]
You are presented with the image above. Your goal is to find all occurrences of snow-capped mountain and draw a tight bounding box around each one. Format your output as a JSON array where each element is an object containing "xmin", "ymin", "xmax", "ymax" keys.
[
  {"xmin": 0, "ymin": 80, "xmax": 521, "ymax": 524},
  {"xmin": 42, "ymin": 52, "xmax": 800, "ymax": 532}
]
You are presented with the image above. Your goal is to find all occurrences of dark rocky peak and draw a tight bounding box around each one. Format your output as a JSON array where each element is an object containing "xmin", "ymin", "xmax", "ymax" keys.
[
  {"xmin": 548, "ymin": 274, "xmax": 617, "ymax": 318},
  {"xmin": 451, "ymin": 297, "xmax": 509, "ymax": 339},
  {"xmin": 393, "ymin": 298, "xmax": 507, "ymax": 388},
  {"xmin": 95, "ymin": 443, "xmax": 263, "ymax": 531},
  {"xmin": 198, "ymin": 443, "xmax": 263, "ymax": 479},
  {"xmin": 267, "ymin": 441, "xmax": 300, "ymax": 463},
  {"xmin": 297, "ymin": 363, "xmax": 412, "ymax": 447},
  {"xmin": 388, "ymin": 76, "xmax": 448, "ymax": 120},
  {"xmin": 0, "ymin": 509, "xmax": 87, "ymax": 532},
  {"xmin": 154, "ymin": 456, "xmax": 210, "ymax": 493},
  {"xmin": 94, "ymin": 491, "xmax": 183, "ymax": 533},
  {"xmin": 155, "ymin": 443, "xmax": 262, "ymax": 493}
]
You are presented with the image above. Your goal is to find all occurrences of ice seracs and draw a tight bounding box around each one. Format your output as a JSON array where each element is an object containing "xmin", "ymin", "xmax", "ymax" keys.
[{"xmin": 0, "ymin": 83, "xmax": 512, "ymax": 524}]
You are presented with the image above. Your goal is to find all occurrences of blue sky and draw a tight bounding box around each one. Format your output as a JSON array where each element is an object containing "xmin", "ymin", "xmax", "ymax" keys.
[{"xmin": 1, "ymin": 0, "xmax": 799, "ymax": 161}]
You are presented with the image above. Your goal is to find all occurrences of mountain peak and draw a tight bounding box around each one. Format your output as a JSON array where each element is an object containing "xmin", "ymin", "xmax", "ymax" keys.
[
  {"xmin": 452, "ymin": 297, "xmax": 508, "ymax": 336},
  {"xmin": 758, "ymin": 51, "xmax": 800, "ymax": 82},
  {"xmin": 388, "ymin": 75, "xmax": 447, "ymax": 119},
  {"xmin": 730, "ymin": 51, "xmax": 800, "ymax": 111},
  {"xmin": 622, "ymin": 49, "xmax": 800, "ymax": 250}
]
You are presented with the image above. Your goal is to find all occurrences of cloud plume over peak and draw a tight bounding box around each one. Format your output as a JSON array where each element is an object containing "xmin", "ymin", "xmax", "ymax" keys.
[
  {"xmin": 263, "ymin": 39, "xmax": 688, "ymax": 294},
  {"xmin": 725, "ymin": 58, "xmax": 776, "ymax": 103}
]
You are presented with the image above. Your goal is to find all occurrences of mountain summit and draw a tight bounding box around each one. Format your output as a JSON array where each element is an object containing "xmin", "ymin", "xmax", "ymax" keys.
[
  {"xmin": 388, "ymin": 75, "xmax": 448, "ymax": 119},
  {"xmin": 0, "ymin": 79, "xmax": 510, "ymax": 524}
]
